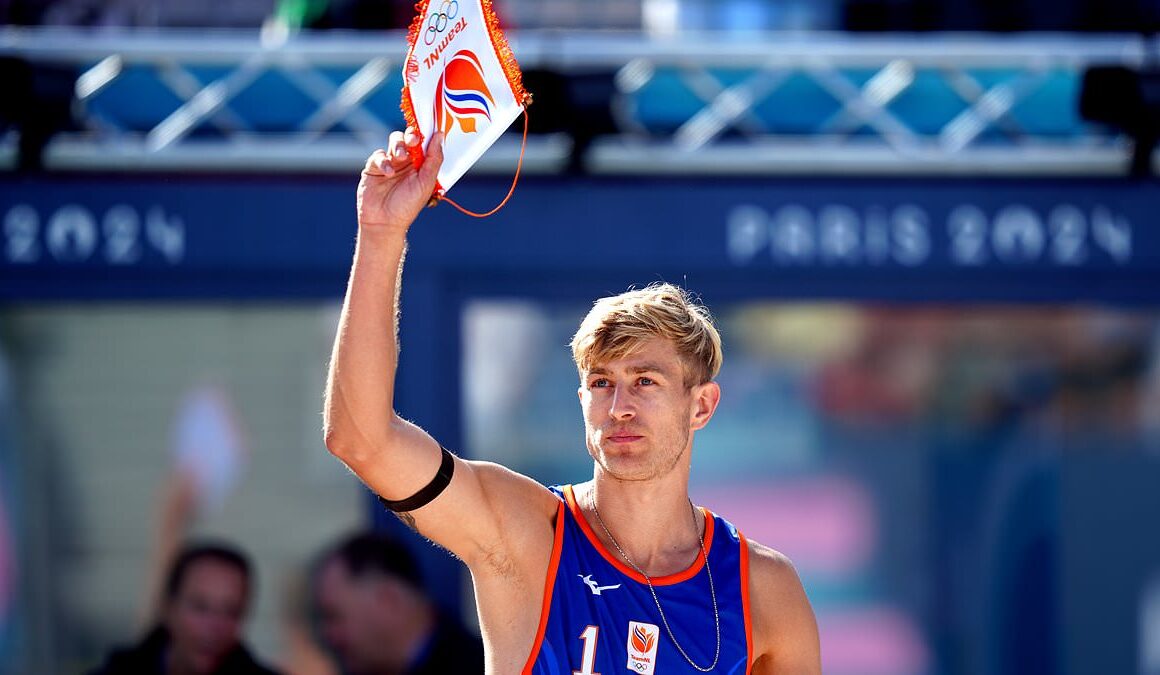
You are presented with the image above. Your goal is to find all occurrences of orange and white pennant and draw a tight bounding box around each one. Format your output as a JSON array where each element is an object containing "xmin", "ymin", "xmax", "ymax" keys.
[{"xmin": 401, "ymin": 0, "xmax": 529, "ymax": 199}]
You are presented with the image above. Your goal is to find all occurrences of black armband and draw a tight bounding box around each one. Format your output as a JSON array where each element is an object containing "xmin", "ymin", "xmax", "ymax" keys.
[{"xmin": 378, "ymin": 446, "xmax": 456, "ymax": 512}]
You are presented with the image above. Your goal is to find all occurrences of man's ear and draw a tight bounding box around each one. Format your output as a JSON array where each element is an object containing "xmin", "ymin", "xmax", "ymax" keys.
[{"xmin": 690, "ymin": 381, "xmax": 721, "ymax": 431}]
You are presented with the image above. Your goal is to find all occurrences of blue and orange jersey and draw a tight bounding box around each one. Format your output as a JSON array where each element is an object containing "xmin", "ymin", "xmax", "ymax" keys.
[{"xmin": 523, "ymin": 485, "xmax": 753, "ymax": 675}]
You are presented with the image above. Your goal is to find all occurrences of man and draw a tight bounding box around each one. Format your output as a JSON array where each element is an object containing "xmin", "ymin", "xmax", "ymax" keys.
[
  {"xmin": 311, "ymin": 531, "xmax": 484, "ymax": 674},
  {"xmin": 324, "ymin": 128, "xmax": 821, "ymax": 673},
  {"xmin": 89, "ymin": 542, "xmax": 280, "ymax": 675}
]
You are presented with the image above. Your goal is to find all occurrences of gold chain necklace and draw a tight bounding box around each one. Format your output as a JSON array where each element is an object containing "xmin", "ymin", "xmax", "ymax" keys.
[{"xmin": 590, "ymin": 493, "xmax": 721, "ymax": 671}]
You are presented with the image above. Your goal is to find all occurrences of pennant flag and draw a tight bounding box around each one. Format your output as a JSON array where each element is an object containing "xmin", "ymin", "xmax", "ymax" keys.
[{"xmin": 402, "ymin": 0, "xmax": 529, "ymax": 196}]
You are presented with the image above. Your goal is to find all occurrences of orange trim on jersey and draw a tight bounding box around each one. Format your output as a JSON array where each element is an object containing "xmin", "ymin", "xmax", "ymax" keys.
[
  {"xmin": 561, "ymin": 484, "xmax": 714, "ymax": 586},
  {"xmin": 739, "ymin": 531, "xmax": 754, "ymax": 674},
  {"xmin": 520, "ymin": 498, "xmax": 567, "ymax": 675}
]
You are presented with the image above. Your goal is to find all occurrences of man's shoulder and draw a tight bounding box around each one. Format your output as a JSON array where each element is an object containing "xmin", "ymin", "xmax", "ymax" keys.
[
  {"xmin": 745, "ymin": 539, "xmax": 796, "ymax": 572},
  {"xmin": 744, "ymin": 539, "xmax": 808, "ymax": 603}
]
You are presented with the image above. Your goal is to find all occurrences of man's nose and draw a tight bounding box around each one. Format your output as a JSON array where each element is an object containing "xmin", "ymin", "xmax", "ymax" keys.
[{"xmin": 608, "ymin": 386, "xmax": 635, "ymax": 420}]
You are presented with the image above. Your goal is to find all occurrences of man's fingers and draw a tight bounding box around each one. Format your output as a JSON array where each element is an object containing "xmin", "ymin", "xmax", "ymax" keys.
[
  {"xmin": 362, "ymin": 149, "xmax": 394, "ymax": 177},
  {"xmin": 363, "ymin": 128, "xmax": 435, "ymax": 183}
]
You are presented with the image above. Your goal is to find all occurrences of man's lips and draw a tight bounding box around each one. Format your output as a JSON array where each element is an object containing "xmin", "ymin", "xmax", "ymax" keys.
[{"xmin": 606, "ymin": 433, "xmax": 644, "ymax": 443}]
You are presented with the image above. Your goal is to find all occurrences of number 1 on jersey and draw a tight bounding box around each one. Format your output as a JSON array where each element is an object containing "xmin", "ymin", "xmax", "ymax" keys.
[{"xmin": 573, "ymin": 625, "xmax": 601, "ymax": 675}]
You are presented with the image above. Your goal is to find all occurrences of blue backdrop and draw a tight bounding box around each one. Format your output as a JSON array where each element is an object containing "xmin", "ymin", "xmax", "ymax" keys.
[{"xmin": 2, "ymin": 174, "xmax": 1157, "ymax": 303}]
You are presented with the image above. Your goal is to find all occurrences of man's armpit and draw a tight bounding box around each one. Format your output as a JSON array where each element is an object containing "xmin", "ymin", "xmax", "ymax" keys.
[{"xmin": 393, "ymin": 510, "xmax": 419, "ymax": 532}]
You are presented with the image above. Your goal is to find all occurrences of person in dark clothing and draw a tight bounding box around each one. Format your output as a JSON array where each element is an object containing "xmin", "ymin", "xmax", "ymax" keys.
[
  {"xmin": 89, "ymin": 542, "xmax": 281, "ymax": 675},
  {"xmin": 311, "ymin": 531, "xmax": 484, "ymax": 675}
]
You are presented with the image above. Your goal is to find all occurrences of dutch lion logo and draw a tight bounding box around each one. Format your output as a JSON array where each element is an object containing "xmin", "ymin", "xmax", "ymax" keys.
[{"xmin": 434, "ymin": 49, "xmax": 495, "ymax": 135}]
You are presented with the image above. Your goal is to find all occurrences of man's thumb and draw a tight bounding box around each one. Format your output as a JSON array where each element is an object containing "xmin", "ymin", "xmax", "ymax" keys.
[{"xmin": 420, "ymin": 132, "xmax": 445, "ymax": 185}]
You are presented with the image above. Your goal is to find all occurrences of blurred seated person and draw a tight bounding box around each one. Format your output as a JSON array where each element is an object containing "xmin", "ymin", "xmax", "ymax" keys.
[
  {"xmin": 88, "ymin": 541, "xmax": 281, "ymax": 675},
  {"xmin": 312, "ymin": 532, "xmax": 484, "ymax": 675}
]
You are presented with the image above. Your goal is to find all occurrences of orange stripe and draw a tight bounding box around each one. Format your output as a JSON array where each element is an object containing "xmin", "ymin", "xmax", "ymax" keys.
[
  {"xmin": 520, "ymin": 498, "xmax": 566, "ymax": 675},
  {"xmin": 562, "ymin": 484, "xmax": 714, "ymax": 586},
  {"xmin": 739, "ymin": 531, "xmax": 754, "ymax": 674}
]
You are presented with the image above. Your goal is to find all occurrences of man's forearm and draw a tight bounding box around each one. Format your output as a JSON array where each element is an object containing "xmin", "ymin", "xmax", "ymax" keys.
[{"xmin": 324, "ymin": 131, "xmax": 443, "ymax": 473}]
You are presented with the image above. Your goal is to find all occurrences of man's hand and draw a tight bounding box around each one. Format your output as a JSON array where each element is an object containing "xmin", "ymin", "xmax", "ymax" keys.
[{"xmin": 357, "ymin": 128, "xmax": 444, "ymax": 235}]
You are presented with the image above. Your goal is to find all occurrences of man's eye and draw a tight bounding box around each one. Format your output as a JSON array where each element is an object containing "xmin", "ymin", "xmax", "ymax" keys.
[
  {"xmin": 639, "ymin": 377, "xmax": 655, "ymax": 386},
  {"xmin": 591, "ymin": 378, "xmax": 609, "ymax": 388}
]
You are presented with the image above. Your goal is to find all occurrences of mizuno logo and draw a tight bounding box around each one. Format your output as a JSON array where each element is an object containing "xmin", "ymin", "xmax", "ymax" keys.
[{"xmin": 578, "ymin": 574, "xmax": 621, "ymax": 595}]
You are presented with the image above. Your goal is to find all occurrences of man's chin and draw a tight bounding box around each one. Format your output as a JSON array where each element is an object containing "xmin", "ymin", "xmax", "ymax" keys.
[{"xmin": 595, "ymin": 456, "xmax": 656, "ymax": 482}]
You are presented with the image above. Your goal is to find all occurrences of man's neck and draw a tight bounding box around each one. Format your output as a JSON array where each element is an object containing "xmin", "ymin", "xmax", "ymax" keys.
[{"xmin": 579, "ymin": 474, "xmax": 705, "ymax": 577}]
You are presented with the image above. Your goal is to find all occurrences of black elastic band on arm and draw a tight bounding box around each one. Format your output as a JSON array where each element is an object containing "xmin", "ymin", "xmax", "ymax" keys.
[{"xmin": 378, "ymin": 446, "xmax": 456, "ymax": 513}]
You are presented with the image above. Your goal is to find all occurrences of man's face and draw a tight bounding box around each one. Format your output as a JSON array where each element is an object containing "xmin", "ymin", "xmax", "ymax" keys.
[
  {"xmin": 578, "ymin": 337, "xmax": 719, "ymax": 481},
  {"xmin": 314, "ymin": 558, "xmax": 394, "ymax": 674},
  {"xmin": 164, "ymin": 558, "xmax": 247, "ymax": 675}
]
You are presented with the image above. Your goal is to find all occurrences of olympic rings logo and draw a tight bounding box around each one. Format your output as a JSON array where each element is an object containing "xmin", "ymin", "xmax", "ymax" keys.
[{"xmin": 423, "ymin": 0, "xmax": 459, "ymax": 45}]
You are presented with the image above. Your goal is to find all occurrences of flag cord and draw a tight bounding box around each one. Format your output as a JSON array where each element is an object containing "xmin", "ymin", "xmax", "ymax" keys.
[{"xmin": 437, "ymin": 106, "xmax": 529, "ymax": 218}]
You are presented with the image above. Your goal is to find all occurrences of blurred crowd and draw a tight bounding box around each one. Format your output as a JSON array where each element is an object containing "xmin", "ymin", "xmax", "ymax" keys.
[
  {"xmin": 81, "ymin": 467, "xmax": 485, "ymax": 675},
  {"xmin": 802, "ymin": 308, "xmax": 1159, "ymax": 446},
  {"xmin": 68, "ymin": 443, "xmax": 484, "ymax": 675}
]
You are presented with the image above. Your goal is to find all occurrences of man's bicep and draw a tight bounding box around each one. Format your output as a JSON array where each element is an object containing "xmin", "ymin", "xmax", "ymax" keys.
[
  {"xmin": 329, "ymin": 417, "xmax": 474, "ymax": 545},
  {"xmin": 365, "ymin": 429, "xmax": 556, "ymax": 565},
  {"xmin": 334, "ymin": 415, "xmax": 449, "ymax": 504}
]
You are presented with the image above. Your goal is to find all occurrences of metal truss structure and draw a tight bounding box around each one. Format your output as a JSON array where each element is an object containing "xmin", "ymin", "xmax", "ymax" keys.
[{"xmin": 0, "ymin": 27, "xmax": 1152, "ymax": 174}]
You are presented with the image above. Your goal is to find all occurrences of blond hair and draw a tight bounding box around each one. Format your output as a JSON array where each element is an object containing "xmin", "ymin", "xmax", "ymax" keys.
[{"xmin": 570, "ymin": 283, "xmax": 723, "ymax": 387}]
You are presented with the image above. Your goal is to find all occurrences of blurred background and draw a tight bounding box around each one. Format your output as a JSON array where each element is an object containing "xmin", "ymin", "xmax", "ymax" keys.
[{"xmin": 3, "ymin": 0, "xmax": 1160, "ymax": 673}]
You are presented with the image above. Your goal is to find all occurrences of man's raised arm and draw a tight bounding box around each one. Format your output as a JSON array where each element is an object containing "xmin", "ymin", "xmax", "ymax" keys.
[
  {"xmin": 322, "ymin": 129, "xmax": 556, "ymax": 565},
  {"xmin": 323, "ymin": 127, "xmax": 447, "ymax": 513}
]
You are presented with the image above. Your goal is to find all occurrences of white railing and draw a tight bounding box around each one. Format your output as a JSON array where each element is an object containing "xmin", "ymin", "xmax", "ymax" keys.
[{"xmin": 0, "ymin": 27, "xmax": 1152, "ymax": 174}]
